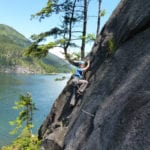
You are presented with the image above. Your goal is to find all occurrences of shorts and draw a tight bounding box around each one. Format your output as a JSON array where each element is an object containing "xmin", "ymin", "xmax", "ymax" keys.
[{"xmin": 72, "ymin": 77, "xmax": 79, "ymax": 85}]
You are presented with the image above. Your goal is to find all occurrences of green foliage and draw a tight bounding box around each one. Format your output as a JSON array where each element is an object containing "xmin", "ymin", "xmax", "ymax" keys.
[
  {"xmin": 42, "ymin": 54, "xmax": 72, "ymax": 73},
  {"xmin": 73, "ymin": 52, "xmax": 81, "ymax": 60},
  {"xmin": 27, "ymin": 0, "xmax": 106, "ymax": 60},
  {"xmin": 28, "ymin": 0, "xmax": 91, "ymax": 58},
  {"xmin": 0, "ymin": 24, "xmax": 72, "ymax": 73},
  {"xmin": 0, "ymin": 42, "xmax": 25, "ymax": 67},
  {"xmin": 24, "ymin": 43, "xmax": 48, "ymax": 58},
  {"xmin": 66, "ymin": 52, "xmax": 80, "ymax": 61},
  {"xmin": 30, "ymin": 27, "xmax": 63, "ymax": 43},
  {"xmin": 0, "ymin": 24, "xmax": 31, "ymax": 48},
  {"xmin": 25, "ymin": 35, "xmax": 77, "ymax": 59},
  {"xmin": 9, "ymin": 93, "xmax": 37, "ymax": 135},
  {"xmin": 86, "ymin": 33, "xmax": 96, "ymax": 43},
  {"xmin": 55, "ymin": 76, "xmax": 66, "ymax": 81},
  {"xmin": 31, "ymin": 0, "xmax": 56, "ymax": 21},
  {"xmin": 100, "ymin": 9, "xmax": 106, "ymax": 17},
  {"xmin": 79, "ymin": 34, "xmax": 96, "ymax": 44},
  {"xmin": 36, "ymin": 58, "xmax": 59, "ymax": 73},
  {"xmin": 2, "ymin": 93, "xmax": 40, "ymax": 150},
  {"xmin": 57, "ymin": 38, "xmax": 67, "ymax": 45},
  {"xmin": 80, "ymin": 35, "xmax": 86, "ymax": 41},
  {"xmin": 107, "ymin": 38, "xmax": 117, "ymax": 55},
  {"xmin": 2, "ymin": 128, "xmax": 41, "ymax": 150}
]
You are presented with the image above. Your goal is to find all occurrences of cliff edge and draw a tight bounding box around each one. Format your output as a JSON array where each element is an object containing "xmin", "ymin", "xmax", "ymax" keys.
[{"xmin": 39, "ymin": 0, "xmax": 150, "ymax": 149}]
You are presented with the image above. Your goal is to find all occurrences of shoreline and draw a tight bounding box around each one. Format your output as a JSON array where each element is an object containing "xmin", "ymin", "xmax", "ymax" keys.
[
  {"xmin": 0, "ymin": 66, "xmax": 59, "ymax": 75},
  {"xmin": 0, "ymin": 66, "xmax": 35, "ymax": 74},
  {"xmin": 0, "ymin": 66, "xmax": 70, "ymax": 75}
]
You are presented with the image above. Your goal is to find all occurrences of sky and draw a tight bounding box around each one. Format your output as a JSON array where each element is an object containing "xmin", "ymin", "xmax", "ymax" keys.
[{"xmin": 0, "ymin": 0, "xmax": 120, "ymax": 51}]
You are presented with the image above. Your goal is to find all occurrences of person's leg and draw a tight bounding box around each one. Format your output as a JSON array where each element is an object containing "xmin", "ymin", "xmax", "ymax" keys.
[{"xmin": 78, "ymin": 79, "xmax": 88, "ymax": 93}]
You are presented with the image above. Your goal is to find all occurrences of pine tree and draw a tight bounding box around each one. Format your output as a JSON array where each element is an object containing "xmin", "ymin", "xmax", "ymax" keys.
[
  {"xmin": 2, "ymin": 93, "xmax": 40, "ymax": 150},
  {"xmin": 25, "ymin": 0, "xmax": 104, "ymax": 60},
  {"xmin": 9, "ymin": 92, "xmax": 37, "ymax": 134}
]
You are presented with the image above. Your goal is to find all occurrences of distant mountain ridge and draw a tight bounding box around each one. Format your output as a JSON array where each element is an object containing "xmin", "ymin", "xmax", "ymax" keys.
[
  {"xmin": 0, "ymin": 24, "xmax": 31, "ymax": 48},
  {"xmin": 0, "ymin": 24, "xmax": 72, "ymax": 73}
]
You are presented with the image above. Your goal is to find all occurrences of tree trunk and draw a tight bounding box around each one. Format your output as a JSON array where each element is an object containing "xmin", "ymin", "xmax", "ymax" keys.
[
  {"xmin": 81, "ymin": 0, "xmax": 88, "ymax": 59},
  {"xmin": 96, "ymin": 0, "xmax": 102, "ymax": 36},
  {"xmin": 65, "ymin": 0, "xmax": 77, "ymax": 52}
]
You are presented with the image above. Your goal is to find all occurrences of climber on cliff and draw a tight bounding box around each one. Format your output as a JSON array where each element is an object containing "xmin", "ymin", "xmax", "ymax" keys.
[{"xmin": 72, "ymin": 59, "xmax": 90, "ymax": 95}]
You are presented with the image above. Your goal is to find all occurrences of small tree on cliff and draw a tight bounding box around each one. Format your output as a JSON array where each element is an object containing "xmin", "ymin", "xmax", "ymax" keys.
[
  {"xmin": 24, "ymin": 0, "xmax": 104, "ymax": 60},
  {"xmin": 9, "ymin": 92, "xmax": 37, "ymax": 134},
  {"xmin": 25, "ymin": 0, "xmax": 84, "ymax": 59},
  {"xmin": 2, "ymin": 93, "xmax": 40, "ymax": 150}
]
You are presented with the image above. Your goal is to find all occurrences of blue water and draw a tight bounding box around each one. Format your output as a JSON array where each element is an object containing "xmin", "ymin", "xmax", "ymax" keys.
[{"xmin": 0, "ymin": 73, "xmax": 71, "ymax": 148}]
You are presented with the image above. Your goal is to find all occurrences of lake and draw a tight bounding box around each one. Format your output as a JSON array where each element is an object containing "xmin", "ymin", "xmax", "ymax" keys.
[{"xmin": 0, "ymin": 73, "xmax": 71, "ymax": 148}]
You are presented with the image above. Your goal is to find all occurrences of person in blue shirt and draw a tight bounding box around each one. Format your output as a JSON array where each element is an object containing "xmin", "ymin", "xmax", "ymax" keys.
[{"xmin": 73, "ymin": 60, "xmax": 90, "ymax": 95}]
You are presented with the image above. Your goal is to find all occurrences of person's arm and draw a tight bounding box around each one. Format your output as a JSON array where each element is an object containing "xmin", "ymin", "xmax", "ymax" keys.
[
  {"xmin": 74, "ymin": 60, "xmax": 81, "ymax": 63},
  {"xmin": 67, "ymin": 59, "xmax": 79, "ymax": 67},
  {"xmin": 82, "ymin": 60, "xmax": 90, "ymax": 71}
]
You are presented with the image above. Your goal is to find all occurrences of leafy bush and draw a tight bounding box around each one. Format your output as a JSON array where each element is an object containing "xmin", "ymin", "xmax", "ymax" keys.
[
  {"xmin": 2, "ymin": 93, "xmax": 41, "ymax": 150},
  {"xmin": 107, "ymin": 38, "xmax": 117, "ymax": 55},
  {"xmin": 2, "ymin": 128, "xmax": 41, "ymax": 150}
]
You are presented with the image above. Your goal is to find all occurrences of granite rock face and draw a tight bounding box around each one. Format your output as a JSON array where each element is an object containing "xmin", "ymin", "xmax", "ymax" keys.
[{"xmin": 39, "ymin": 0, "xmax": 150, "ymax": 149}]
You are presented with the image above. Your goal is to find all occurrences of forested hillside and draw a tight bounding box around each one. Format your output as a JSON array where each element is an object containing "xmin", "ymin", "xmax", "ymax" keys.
[
  {"xmin": 0, "ymin": 24, "xmax": 71, "ymax": 73},
  {"xmin": 0, "ymin": 24, "xmax": 31, "ymax": 48}
]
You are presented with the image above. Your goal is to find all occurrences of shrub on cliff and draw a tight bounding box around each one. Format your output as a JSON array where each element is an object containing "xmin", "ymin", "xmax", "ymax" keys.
[{"xmin": 2, "ymin": 93, "xmax": 41, "ymax": 150}]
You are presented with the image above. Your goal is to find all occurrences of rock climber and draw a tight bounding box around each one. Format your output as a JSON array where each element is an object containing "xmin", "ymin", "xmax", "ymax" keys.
[{"xmin": 72, "ymin": 59, "xmax": 90, "ymax": 95}]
